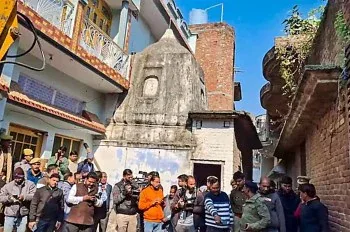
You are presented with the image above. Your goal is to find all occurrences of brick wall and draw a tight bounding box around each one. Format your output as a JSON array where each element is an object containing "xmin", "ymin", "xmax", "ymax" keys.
[
  {"xmin": 304, "ymin": 102, "xmax": 350, "ymax": 231},
  {"xmin": 190, "ymin": 23, "xmax": 235, "ymax": 111}
]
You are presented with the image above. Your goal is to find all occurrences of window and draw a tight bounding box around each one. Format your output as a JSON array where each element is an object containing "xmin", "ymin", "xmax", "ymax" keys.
[
  {"xmin": 84, "ymin": 0, "xmax": 112, "ymax": 35},
  {"xmin": 9, "ymin": 124, "xmax": 44, "ymax": 163},
  {"xmin": 52, "ymin": 135, "xmax": 81, "ymax": 156},
  {"xmin": 224, "ymin": 121, "xmax": 231, "ymax": 128},
  {"xmin": 195, "ymin": 120, "xmax": 202, "ymax": 129}
]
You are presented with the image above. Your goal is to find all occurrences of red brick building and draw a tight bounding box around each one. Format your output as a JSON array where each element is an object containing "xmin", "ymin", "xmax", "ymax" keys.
[
  {"xmin": 261, "ymin": 1, "xmax": 350, "ymax": 231},
  {"xmin": 190, "ymin": 23, "xmax": 237, "ymax": 111}
]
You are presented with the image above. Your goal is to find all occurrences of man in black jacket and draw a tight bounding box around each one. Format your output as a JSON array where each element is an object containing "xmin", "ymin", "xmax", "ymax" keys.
[
  {"xmin": 299, "ymin": 184, "xmax": 329, "ymax": 232},
  {"xmin": 277, "ymin": 176, "xmax": 300, "ymax": 232},
  {"xmin": 28, "ymin": 173, "xmax": 64, "ymax": 232},
  {"xmin": 112, "ymin": 169, "xmax": 139, "ymax": 232}
]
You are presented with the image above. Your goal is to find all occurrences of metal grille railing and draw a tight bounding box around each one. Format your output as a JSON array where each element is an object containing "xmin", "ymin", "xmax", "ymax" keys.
[{"xmin": 80, "ymin": 18, "xmax": 130, "ymax": 79}]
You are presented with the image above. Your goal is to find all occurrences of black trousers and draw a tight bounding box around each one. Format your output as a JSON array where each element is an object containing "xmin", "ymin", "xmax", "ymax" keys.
[{"xmin": 64, "ymin": 222, "xmax": 94, "ymax": 232}]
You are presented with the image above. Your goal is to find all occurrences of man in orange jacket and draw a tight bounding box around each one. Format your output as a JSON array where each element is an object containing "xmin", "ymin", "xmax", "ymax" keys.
[{"xmin": 138, "ymin": 175, "xmax": 164, "ymax": 231}]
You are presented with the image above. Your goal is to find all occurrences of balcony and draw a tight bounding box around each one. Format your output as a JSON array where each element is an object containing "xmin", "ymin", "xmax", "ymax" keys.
[
  {"xmin": 80, "ymin": 18, "xmax": 130, "ymax": 78},
  {"xmin": 20, "ymin": 0, "xmax": 74, "ymax": 37},
  {"xmin": 18, "ymin": 0, "xmax": 132, "ymax": 86}
]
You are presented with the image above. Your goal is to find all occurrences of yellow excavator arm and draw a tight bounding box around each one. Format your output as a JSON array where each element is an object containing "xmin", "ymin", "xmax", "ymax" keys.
[{"xmin": 0, "ymin": 0, "xmax": 19, "ymax": 61}]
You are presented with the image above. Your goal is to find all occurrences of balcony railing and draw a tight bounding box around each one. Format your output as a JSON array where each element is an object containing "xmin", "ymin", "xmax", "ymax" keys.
[
  {"xmin": 21, "ymin": 0, "xmax": 74, "ymax": 36},
  {"xmin": 260, "ymin": 82, "xmax": 271, "ymax": 99},
  {"xmin": 80, "ymin": 18, "xmax": 130, "ymax": 79}
]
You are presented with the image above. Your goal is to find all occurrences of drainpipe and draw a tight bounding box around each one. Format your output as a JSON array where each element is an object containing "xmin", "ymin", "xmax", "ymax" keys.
[{"xmin": 117, "ymin": 0, "xmax": 129, "ymax": 49}]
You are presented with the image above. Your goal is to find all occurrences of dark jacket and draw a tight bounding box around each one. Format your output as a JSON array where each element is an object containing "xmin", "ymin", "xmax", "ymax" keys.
[
  {"xmin": 112, "ymin": 180, "xmax": 138, "ymax": 215},
  {"xmin": 277, "ymin": 189, "xmax": 300, "ymax": 232},
  {"xmin": 230, "ymin": 188, "xmax": 246, "ymax": 215},
  {"xmin": 29, "ymin": 186, "xmax": 64, "ymax": 222},
  {"xmin": 171, "ymin": 189, "xmax": 206, "ymax": 228},
  {"xmin": 260, "ymin": 192, "xmax": 286, "ymax": 232},
  {"xmin": 300, "ymin": 198, "xmax": 329, "ymax": 232}
]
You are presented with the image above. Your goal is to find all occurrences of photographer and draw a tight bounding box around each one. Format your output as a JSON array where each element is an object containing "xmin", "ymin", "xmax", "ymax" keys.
[
  {"xmin": 112, "ymin": 169, "xmax": 139, "ymax": 232},
  {"xmin": 65, "ymin": 172, "xmax": 103, "ymax": 232},
  {"xmin": 0, "ymin": 167, "xmax": 36, "ymax": 232},
  {"xmin": 171, "ymin": 176, "xmax": 206, "ymax": 232},
  {"xmin": 48, "ymin": 146, "xmax": 69, "ymax": 180}
]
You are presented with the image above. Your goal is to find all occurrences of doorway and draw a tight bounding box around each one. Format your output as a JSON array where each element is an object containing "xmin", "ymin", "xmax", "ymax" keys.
[{"xmin": 193, "ymin": 163, "xmax": 221, "ymax": 188}]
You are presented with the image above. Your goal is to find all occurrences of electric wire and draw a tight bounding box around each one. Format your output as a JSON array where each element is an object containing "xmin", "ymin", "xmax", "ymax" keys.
[{"xmin": 0, "ymin": 12, "xmax": 46, "ymax": 71}]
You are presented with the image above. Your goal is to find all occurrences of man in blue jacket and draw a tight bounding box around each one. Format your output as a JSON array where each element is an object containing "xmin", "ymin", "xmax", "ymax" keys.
[{"xmin": 299, "ymin": 184, "xmax": 329, "ymax": 232}]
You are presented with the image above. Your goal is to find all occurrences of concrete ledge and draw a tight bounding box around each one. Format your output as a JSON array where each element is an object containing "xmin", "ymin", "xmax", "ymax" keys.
[{"xmin": 274, "ymin": 65, "xmax": 342, "ymax": 157}]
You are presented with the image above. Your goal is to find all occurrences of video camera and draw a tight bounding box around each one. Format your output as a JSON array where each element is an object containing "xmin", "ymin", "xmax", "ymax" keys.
[{"xmin": 124, "ymin": 171, "xmax": 149, "ymax": 198}]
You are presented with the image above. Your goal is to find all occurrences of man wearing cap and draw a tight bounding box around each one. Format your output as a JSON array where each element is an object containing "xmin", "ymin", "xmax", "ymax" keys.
[
  {"xmin": 27, "ymin": 158, "xmax": 43, "ymax": 185},
  {"xmin": 240, "ymin": 181, "xmax": 270, "ymax": 232},
  {"xmin": 77, "ymin": 153, "xmax": 95, "ymax": 179},
  {"xmin": 0, "ymin": 167, "xmax": 36, "ymax": 232},
  {"xmin": 14, "ymin": 148, "xmax": 34, "ymax": 176}
]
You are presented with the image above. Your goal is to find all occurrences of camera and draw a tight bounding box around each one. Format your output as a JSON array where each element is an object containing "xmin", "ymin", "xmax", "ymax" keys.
[
  {"xmin": 95, "ymin": 192, "xmax": 102, "ymax": 200},
  {"xmin": 9, "ymin": 195, "xmax": 19, "ymax": 203}
]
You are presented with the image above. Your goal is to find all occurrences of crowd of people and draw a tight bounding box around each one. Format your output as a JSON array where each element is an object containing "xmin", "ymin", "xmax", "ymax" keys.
[{"xmin": 0, "ymin": 141, "xmax": 330, "ymax": 232}]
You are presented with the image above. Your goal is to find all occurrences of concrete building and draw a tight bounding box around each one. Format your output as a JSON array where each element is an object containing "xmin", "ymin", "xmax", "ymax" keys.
[
  {"xmin": 260, "ymin": 1, "xmax": 350, "ymax": 231},
  {"xmin": 0, "ymin": 0, "xmax": 195, "ymax": 166},
  {"xmin": 1, "ymin": 0, "xmax": 261, "ymax": 197}
]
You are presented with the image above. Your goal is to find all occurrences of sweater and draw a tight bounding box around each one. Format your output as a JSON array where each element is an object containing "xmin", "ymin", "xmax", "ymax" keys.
[
  {"xmin": 138, "ymin": 186, "xmax": 164, "ymax": 223},
  {"xmin": 204, "ymin": 191, "xmax": 234, "ymax": 229}
]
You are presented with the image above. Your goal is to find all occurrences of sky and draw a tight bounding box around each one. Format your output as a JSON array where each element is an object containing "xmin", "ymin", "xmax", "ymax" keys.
[{"xmin": 175, "ymin": 0, "xmax": 325, "ymax": 117}]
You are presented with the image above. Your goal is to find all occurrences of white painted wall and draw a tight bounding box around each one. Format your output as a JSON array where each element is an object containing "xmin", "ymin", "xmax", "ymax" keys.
[
  {"xmin": 93, "ymin": 144, "xmax": 191, "ymax": 191},
  {"xmin": 192, "ymin": 119, "xmax": 240, "ymax": 193},
  {"xmin": 16, "ymin": 52, "xmax": 105, "ymax": 121},
  {"xmin": 128, "ymin": 16, "xmax": 156, "ymax": 53}
]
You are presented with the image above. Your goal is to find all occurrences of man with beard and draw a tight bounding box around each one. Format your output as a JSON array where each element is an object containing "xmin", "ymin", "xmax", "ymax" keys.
[
  {"xmin": 259, "ymin": 177, "xmax": 286, "ymax": 232},
  {"xmin": 277, "ymin": 176, "xmax": 300, "ymax": 232},
  {"xmin": 230, "ymin": 171, "xmax": 246, "ymax": 232},
  {"xmin": 172, "ymin": 176, "xmax": 206, "ymax": 232},
  {"xmin": 138, "ymin": 175, "xmax": 164, "ymax": 231}
]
